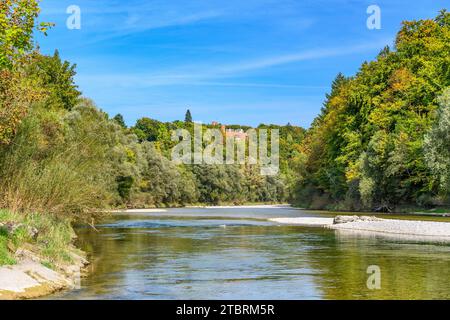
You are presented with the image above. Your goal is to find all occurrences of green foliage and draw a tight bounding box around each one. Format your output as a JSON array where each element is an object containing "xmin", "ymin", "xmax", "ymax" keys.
[
  {"xmin": 117, "ymin": 176, "xmax": 134, "ymax": 201},
  {"xmin": 137, "ymin": 143, "xmax": 198, "ymax": 206},
  {"xmin": 424, "ymin": 88, "xmax": 450, "ymax": 197},
  {"xmin": 0, "ymin": 232, "xmax": 16, "ymax": 265},
  {"xmin": 185, "ymin": 109, "xmax": 193, "ymax": 123},
  {"xmin": 27, "ymin": 50, "xmax": 81, "ymax": 110},
  {"xmin": 0, "ymin": 98, "xmax": 117, "ymax": 219},
  {"xmin": 133, "ymin": 117, "xmax": 162, "ymax": 142},
  {"xmin": 123, "ymin": 117, "xmax": 302, "ymax": 206},
  {"xmin": 0, "ymin": 0, "xmax": 52, "ymax": 69},
  {"xmin": 0, "ymin": 209, "xmax": 75, "ymax": 266},
  {"xmin": 293, "ymin": 11, "xmax": 450, "ymax": 211},
  {"xmin": 113, "ymin": 113, "xmax": 127, "ymax": 128},
  {"xmin": 0, "ymin": 62, "xmax": 43, "ymax": 145}
]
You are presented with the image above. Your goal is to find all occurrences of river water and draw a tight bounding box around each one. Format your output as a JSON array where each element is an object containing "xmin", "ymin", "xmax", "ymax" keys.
[{"xmin": 52, "ymin": 206, "xmax": 450, "ymax": 299}]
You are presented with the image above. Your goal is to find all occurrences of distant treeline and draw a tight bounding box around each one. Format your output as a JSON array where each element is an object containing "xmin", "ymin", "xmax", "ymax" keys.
[
  {"xmin": 109, "ymin": 114, "xmax": 305, "ymax": 208},
  {"xmin": 292, "ymin": 10, "xmax": 450, "ymax": 212}
]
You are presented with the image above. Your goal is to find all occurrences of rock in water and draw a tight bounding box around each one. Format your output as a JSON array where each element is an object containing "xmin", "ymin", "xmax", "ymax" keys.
[
  {"xmin": 359, "ymin": 216, "xmax": 382, "ymax": 222},
  {"xmin": 333, "ymin": 215, "xmax": 382, "ymax": 224},
  {"xmin": 333, "ymin": 215, "xmax": 360, "ymax": 224}
]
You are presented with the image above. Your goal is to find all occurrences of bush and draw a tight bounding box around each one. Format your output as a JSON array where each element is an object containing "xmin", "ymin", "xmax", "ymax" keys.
[
  {"xmin": 0, "ymin": 209, "xmax": 75, "ymax": 266},
  {"xmin": 0, "ymin": 100, "xmax": 116, "ymax": 221}
]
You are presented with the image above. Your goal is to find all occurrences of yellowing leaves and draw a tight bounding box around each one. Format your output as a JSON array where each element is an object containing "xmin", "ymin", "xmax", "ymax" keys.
[
  {"xmin": 0, "ymin": 67, "xmax": 44, "ymax": 145},
  {"xmin": 389, "ymin": 68, "xmax": 414, "ymax": 92}
]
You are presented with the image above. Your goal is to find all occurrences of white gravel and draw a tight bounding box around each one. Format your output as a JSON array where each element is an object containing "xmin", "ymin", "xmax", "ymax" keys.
[
  {"xmin": 328, "ymin": 219, "xmax": 450, "ymax": 238},
  {"xmin": 270, "ymin": 216, "xmax": 450, "ymax": 240}
]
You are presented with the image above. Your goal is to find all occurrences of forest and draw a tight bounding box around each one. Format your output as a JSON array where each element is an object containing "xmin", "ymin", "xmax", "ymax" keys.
[{"xmin": 292, "ymin": 10, "xmax": 450, "ymax": 212}]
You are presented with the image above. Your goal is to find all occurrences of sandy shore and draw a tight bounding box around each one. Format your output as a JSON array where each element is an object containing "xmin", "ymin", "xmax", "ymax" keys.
[
  {"xmin": 269, "ymin": 216, "xmax": 450, "ymax": 240},
  {"xmin": 115, "ymin": 208, "xmax": 168, "ymax": 213},
  {"xmin": 187, "ymin": 204, "xmax": 292, "ymax": 209},
  {"xmin": 114, "ymin": 205, "xmax": 293, "ymax": 213}
]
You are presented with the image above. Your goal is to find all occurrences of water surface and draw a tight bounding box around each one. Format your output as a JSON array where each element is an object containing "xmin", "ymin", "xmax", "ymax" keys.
[{"xmin": 53, "ymin": 207, "xmax": 450, "ymax": 299}]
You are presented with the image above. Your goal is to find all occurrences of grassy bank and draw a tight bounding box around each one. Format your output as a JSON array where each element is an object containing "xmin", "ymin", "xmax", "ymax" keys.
[{"xmin": 0, "ymin": 210, "xmax": 76, "ymax": 268}]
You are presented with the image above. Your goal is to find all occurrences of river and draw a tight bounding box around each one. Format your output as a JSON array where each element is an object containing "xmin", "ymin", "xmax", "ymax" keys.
[{"xmin": 51, "ymin": 206, "xmax": 450, "ymax": 299}]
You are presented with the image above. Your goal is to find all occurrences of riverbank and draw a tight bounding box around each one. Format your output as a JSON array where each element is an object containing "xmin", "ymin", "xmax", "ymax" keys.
[
  {"xmin": 112, "ymin": 203, "xmax": 291, "ymax": 211},
  {"xmin": 290, "ymin": 204, "xmax": 450, "ymax": 217},
  {"xmin": 116, "ymin": 204, "xmax": 292, "ymax": 213},
  {"xmin": 0, "ymin": 246, "xmax": 88, "ymax": 299},
  {"xmin": 269, "ymin": 216, "xmax": 450, "ymax": 240},
  {"xmin": 0, "ymin": 210, "xmax": 88, "ymax": 299}
]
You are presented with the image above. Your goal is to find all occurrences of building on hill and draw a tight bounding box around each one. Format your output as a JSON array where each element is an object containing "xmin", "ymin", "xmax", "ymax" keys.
[{"xmin": 220, "ymin": 125, "xmax": 248, "ymax": 140}]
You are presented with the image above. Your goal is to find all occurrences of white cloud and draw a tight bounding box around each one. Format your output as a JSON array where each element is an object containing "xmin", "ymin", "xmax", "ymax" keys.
[{"xmin": 77, "ymin": 39, "xmax": 391, "ymax": 87}]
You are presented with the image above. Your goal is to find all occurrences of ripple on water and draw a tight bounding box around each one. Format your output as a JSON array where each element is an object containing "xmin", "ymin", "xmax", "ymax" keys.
[{"xmin": 53, "ymin": 207, "xmax": 450, "ymax": 300}]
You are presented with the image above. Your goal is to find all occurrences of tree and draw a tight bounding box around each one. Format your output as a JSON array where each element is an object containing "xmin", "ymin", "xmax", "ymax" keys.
[
  {"xmin": 0, "ymin": 0, "xmax": 53, "ymax": 69},
  {"xmin": 293, "ymin": 11, "xmax": 450, "ymax": 210},
  {"xmin": 0, "ymin": 0, "xmax": 53, "ymax": 144},
  {"xmin": 185, "ymin": 109, "xmax": 193, "ymax": 123},
  {"xmin": 133, "ymin": 117, "xmax": 161, "ymax": 142},
  {"xmin": 424, "ymin": 89, "xmax": 450, "ymax": 197},
  {"xmin": 113, "ymin": 114, "xmax": 127, "ymax": 128},
  {"xmin": 0, "ymin": 64, "xmax": 43, "ymax": 145},
  {"xmin": 27, "ymin": 50, "xmax": 80, "ymax": 110}
]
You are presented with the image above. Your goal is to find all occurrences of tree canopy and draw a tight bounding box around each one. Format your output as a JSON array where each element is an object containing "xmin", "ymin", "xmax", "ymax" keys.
[
  {"xmin": 185, "ymin": 109, "xmax": 193, "ymax": 123},
  {"xmin": 293, "ymin": 10, "xmax": 450, "ymax": 211}
]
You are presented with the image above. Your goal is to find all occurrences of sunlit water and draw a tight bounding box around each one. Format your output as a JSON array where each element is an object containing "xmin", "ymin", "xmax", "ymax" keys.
[{"xmin": 52, "ymin": 207, "xmax": 450, "ymax": 299}]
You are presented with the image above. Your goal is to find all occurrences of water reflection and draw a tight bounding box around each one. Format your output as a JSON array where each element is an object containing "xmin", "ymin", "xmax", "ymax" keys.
[{"xmin": 52, "ymin": 208, "xmax": 450, "ymax": 299}]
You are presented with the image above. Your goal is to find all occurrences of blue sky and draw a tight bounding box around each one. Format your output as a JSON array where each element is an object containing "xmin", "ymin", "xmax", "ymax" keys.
[{"xmin": 36, "ymin": 0, "xmax": 446, "ymax": 127}]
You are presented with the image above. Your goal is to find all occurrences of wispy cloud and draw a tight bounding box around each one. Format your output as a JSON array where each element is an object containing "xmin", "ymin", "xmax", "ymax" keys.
[
  {"xmin": 214, "ymin": 41, "xmax": 390, "ymax": 74},
  {"xmin": 80, "ymin": 10, "xmax": 223, "ymax": 46},
  {"xmin": 41, "ymin": 0, "xmax": 227, "ymax": 46},
  {"xmin": 41, "ymin": 0, "xmax": 315, "ymax": 46},
  {"xmin": 77, "ymin": 39, "xmax": 391, "ymax": 87}
]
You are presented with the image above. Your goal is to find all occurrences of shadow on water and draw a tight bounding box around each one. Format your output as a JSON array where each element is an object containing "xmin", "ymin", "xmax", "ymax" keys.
[{"xmin": 52, "ymin": 207, "xmax": 450, "ymax": 299}]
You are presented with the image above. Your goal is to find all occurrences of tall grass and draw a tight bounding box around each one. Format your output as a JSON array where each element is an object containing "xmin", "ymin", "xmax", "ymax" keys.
[
  {"xmin": 0, "ymin": 209, "xmax": 75, "ymax": 266},
  {"xmin": 0, "ymin": 100, "xmax": 115, "ymax": 221}
]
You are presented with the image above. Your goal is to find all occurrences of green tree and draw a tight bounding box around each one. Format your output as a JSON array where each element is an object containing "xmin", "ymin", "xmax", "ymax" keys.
[
  {"xmin": 0, "ymin": 0, "xmax": 52, "ymax": 69},
  {"xmin": 133, "ymin": 117, "xmax": 161, "ymax": 142},
  {"xmin": 27, "ymin": 50, "xmax": 80, "ymax": 110},
  {"xmin": 0, "ymin": 98, "xmax": 120, "ymax": 218},
  {"xmin": 0, "ymin": 64, "xmax": 43, "ymax": 145},
  {"xmin": 294, "ymin": 11, "xmax": 450, "ymax": 210},
  {"xmin": 424, "ymin": 89, "xmax": 450, "ymax": 197},
  {"xmin": 0, "ymin": 0, "xmax": 53, "ymax": 144},
  {"xmin": 185, "ymin": 109, "xmax": 193, "ymax": 123},
  {"xmin": 113, "ymin": 114, "xmax": 127, "ymax": 128}
]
